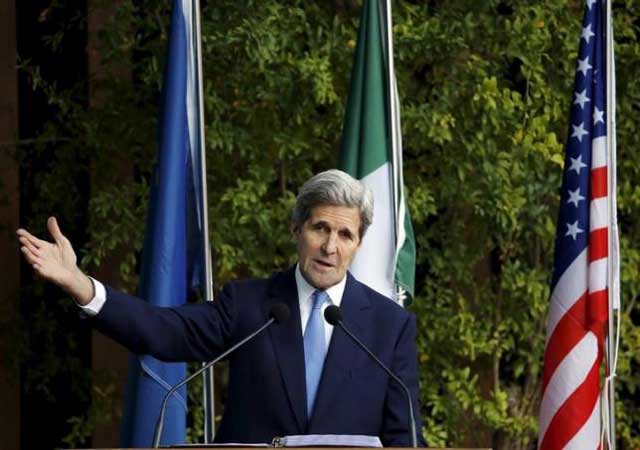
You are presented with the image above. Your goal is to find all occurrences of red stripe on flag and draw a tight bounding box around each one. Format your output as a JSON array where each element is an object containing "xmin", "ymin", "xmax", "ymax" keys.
[
  {"xmin": 539, "ymin": 355, "xmax": 601, "ymax": 450},
  {"xmin": 541, "ymin": 292, "xmax": 588, "ymax": 393},
  {"xmin": 587, "ymin": 289, "xmax": 608, "ymax": 329},
  {"xmin": 588, "ymin": 228, "xmax": 608, "ymax": 262},
  {"xmin": 590, "ymin": 167, "xmax": 607, "ymax": 199}
]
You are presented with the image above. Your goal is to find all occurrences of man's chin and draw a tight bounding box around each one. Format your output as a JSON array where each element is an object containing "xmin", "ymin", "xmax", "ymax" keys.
[{"xmin": 306, "ymin": 272, "xmax": 340, "ymax": 290}]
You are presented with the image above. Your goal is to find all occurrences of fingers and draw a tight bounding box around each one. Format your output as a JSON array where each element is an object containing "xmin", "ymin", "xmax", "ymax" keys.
[
  {"xmin": 47, "ymin": 216, "xmax": 66, "ymax": 243},
  {"xmin": 20, "ymin": 245, "xmax": 42, "ymax": 267},
  {"xmin": 16, "ymin": 228, "xmax": 47, "ymax": 249},
  {"xmin": 18, "ymin": 234, "xmax": 41, "ymax": 256}
]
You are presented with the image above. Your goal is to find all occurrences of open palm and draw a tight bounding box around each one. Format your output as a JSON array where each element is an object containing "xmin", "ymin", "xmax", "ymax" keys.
[{"xmin": 17, "ymin": 217, "xmax": 79, "ymax": 286}]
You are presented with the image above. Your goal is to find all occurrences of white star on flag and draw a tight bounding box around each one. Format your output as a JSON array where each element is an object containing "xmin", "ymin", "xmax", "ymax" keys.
[
  {"xmin": 593, "ymin": 106, "xmax": 604, "ymax": 125},
  {"xmin": 539, "ymin": 2, "xmax": 619, "ymax": 450},
  {"xmin": 571, "ymin": 122, "xmax": 589, "ymax": 142},
  {"xmin": 577, "ymin": 56, "xmax": 593, "ymax": 76},
  {"xmin": 581, "ymin": 24, "xmax": 595, "ymax": 43},
  {"xmin": 573, "ymin": 89, "xmax": 590, "ymax": 109},
  {"xmin": 567, "ymin": 188, "xmax": 585, "ymax": 207},
  {"xmin": 569, "ymin": 155, "xmax": 588, "ymax": 174},
  {"xmin": 565, "ymin": 221, "xmax": 584, "ymax": 240}
]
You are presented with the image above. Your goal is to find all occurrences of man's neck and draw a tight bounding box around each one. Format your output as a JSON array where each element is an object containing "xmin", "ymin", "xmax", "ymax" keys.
[{"xmin": 294, "ymin": 263, "xmax": 346, "ymax": 307}]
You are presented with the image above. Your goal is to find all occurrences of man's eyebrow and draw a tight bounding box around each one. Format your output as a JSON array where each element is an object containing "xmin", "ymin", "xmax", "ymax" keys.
[
  {"xmin": 339, "ymin": 226, "xmax": 358, "ymax": 237},
  {"xmin": 309, "ymin": 220, "xmax": 356, "ymax": 233}
]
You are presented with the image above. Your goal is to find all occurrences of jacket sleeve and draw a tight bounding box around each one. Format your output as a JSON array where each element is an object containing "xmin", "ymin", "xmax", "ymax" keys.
[
  {"xmin": 91, "ymin": 283, "xmax": 238, "ymax": 362},
  {"xmin": 379, "ymin": 312, "xmax": 427, "ymax": 447}
]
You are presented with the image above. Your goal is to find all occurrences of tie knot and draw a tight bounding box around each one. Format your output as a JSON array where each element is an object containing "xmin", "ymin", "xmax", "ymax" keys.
[{"xmin": 312, "ymin": 290, "xmax": 328, "ymax": 309}]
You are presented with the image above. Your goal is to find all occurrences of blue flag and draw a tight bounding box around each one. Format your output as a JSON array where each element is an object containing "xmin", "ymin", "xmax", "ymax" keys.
[{"xmin": 121, "ymin": 0, "xmax": 205, "ymax": 446}]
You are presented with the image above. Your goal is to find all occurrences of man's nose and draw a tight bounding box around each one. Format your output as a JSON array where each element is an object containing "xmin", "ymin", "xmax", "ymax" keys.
[{"xmin": 321, "ymin": 232, "xmax": 338, "ymax": 254}]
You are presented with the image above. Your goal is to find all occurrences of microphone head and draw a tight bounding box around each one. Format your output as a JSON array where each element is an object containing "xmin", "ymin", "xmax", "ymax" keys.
[
  {"xmin": 324, "ymin": 305, "xmax": 342, "ymax": 325},
  {"xmin": 269, "ymin": 303, "xmax": 290, "ymax": 324}
]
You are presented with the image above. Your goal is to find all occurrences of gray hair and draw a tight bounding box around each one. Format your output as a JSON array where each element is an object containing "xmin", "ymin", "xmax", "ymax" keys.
[{"xmin": 291, "ymin": 169, "xmax": 374, "ymax": 238}]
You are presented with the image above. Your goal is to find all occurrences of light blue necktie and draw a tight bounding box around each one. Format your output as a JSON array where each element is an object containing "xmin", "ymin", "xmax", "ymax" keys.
[{"xmin": 304, "ymin": 290, "xmax": 329, "ymax": 418}]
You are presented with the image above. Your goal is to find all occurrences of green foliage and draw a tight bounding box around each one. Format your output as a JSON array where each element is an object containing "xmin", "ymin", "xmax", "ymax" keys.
[
  {"xmin": 397, "ymin": 1, "xmax": 640, "ymax": 448},
  {"xmin": 13, "ymin": 0, "xmax": 640, "ymax": 449}
]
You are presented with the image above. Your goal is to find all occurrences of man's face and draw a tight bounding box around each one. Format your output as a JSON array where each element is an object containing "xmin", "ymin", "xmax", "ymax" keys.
[{"xmin": 293, "ymin": 204, "xmax": 362, "ymax": 290}]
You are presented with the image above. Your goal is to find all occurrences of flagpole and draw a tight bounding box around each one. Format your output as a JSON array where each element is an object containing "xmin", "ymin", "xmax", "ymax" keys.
[
  {"xmin": 384, "ymin": 0, "xmax": 399, "ymax": 233},
  {"xmin": 192, "ymin": 0, "xmax": 216, "ymax": 442},
  {"xmin": 605, "ymin": 0, "xmax": 616, "ymax": 448},
  {"xmin": 384, "ymin": 0, "xmax": 412, "ymax": 304},
  {"xmin": 383, "ymin": 0, "xmax": 403, "ymax": 302}
]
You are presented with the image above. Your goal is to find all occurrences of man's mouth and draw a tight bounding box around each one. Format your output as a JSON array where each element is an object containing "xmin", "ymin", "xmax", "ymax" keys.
[{"xmin": 313, "ymin": 259, "xmax": 334, "ymax": 268}]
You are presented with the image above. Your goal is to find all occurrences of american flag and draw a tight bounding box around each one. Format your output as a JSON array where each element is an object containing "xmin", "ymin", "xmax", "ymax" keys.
[{"xmin": 538, "ymin": 1, "xmax": 616, "ymax": 449}]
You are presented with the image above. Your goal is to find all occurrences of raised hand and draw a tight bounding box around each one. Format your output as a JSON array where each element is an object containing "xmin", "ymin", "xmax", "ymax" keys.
[{"xmin": 17, "ymin": 217, "xmax": 94, "ymax": 305}]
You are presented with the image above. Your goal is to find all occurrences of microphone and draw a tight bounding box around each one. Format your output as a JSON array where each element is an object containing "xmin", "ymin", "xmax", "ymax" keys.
[
  {"xmin": 152, "ymin": 302, "xmax": 291, "ymax": 448},
  {"xmin": 324, "ymin": 305, "xmax": 418, "ymax": 448}
]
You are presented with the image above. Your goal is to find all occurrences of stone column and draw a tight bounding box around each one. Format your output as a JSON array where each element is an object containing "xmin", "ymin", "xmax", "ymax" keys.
[{"xmin": 0, "ymin": 0, "xmax": 21, "ymax": 449}]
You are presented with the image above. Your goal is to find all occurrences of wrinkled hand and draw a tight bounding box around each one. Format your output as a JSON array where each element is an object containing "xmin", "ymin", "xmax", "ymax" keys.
[{"xmin": 17, "ymin": 217, "xmax": 94, "ymax": 304}]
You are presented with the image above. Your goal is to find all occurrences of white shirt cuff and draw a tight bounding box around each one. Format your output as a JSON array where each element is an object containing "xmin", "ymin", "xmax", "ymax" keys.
[{"xmin": 77, "ymin": 277, "xmax": 106, "ymax": 316}]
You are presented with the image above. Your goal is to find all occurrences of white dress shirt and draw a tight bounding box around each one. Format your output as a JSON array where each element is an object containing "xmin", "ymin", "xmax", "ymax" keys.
[
  {"xmin": 78, "ymin": 277, "xmax": 106, "ymax": 316},
  {"xmin": 79, "ymin": 265, "xmax": 347, "ymax": 352},
  {"xmin": 294, "ymin": 264, "xmax": 345, "ymax": 351}
]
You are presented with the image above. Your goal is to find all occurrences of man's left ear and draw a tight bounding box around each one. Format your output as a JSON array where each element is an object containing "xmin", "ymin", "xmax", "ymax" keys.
[{"xmin": 290, "ymin": 223, "xmax": 299, "ymax": 240}]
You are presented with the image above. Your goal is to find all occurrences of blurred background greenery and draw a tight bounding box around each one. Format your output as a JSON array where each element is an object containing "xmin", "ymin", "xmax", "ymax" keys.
[{"xmin": 7, "ymin": 1, "xmax": 639, "ymax": 449}]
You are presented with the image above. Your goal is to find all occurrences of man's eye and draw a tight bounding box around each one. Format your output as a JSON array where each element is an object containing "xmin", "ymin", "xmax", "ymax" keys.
[{"xmin": 339, "ymin": 231, "xmax": 354, "ymax": 240}]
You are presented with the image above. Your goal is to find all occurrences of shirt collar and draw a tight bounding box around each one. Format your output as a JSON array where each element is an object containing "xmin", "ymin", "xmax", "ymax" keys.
[{"xmin": 294, "ymin": 263, "xmax": 345, "ymax": 307}]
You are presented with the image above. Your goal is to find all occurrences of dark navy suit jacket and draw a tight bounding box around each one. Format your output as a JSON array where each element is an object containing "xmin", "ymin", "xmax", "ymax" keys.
[{"xmin": 93, "ymin": 267, "xmax": 424, "ymax": 446}]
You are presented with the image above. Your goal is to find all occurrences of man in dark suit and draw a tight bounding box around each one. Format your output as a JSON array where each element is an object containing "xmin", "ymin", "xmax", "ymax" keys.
[{"xmin": 17, "ymin": 169, "xmax": 424, "ymax": 446}]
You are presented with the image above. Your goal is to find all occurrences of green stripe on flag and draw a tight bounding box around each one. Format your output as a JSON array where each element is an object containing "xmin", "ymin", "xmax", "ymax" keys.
[
  {"xmin": 339, "ymin": 0, "xmax": 416, "ymax": 303},
  {"xmin": 339, "ymin": 0, "xmax": 389, "ymax": 177},
  {"xmin": 396, "ymin": 210, "xmax": 416, "ymax": 301}
]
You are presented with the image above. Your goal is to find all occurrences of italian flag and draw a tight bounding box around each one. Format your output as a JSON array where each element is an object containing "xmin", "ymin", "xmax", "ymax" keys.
[{"xmin": 339, "ymin": 0, "xmax": 416, "ymax": 303}]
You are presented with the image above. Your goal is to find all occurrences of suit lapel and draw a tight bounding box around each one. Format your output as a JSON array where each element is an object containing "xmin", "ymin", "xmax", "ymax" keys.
[
  {"xmin": 264, "ymin": 267, "xmax": 308, "ymax": 431},
  {"xmin": 309, "ymin": 273, "xmax": 372, "ymax": 428}
]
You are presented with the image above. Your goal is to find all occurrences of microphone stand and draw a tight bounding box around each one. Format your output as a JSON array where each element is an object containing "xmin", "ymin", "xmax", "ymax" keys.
[
  {"xmin": 152, "ymin": 318, "xmax": 275, "ymax": 448},
  {"xmin": 335, "ymin": 320, "xmax": 418, "ymax": 448}
]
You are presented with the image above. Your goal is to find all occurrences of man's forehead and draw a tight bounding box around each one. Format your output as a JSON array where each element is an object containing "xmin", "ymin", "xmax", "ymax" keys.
[{"xmin": 307, "ymin": 205, "xmax": 360, "ymax": 228}]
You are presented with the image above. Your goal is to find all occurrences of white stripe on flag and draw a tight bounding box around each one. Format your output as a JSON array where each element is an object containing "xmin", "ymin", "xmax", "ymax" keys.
[
  {"xmin": 539, "ymin": 332, "xmax": 599, "ymax": 440},
  {"xmin": 588, "ymin": 258, "xmax": 608, "ymax": 292},
  {"xmin": 350, "ymin": 163, "xmax": 396, "ymax": 300},
  {"xmin": 591, "ymin": 136, "xmax": 606, "ymax": 168},
  {"xmin": 546, "ymin": 249, "xmax": 588, "ymax": 341},
  {"xmin": 589, "ymin": 197, "xmax": 608, "ymax": 231}
]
